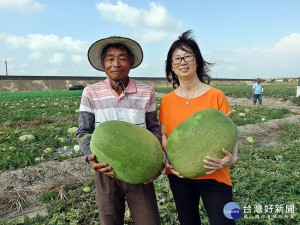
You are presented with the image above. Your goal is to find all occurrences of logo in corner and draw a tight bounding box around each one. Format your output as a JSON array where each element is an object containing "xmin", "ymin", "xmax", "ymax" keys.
[{"xmin": 223, "ymin": 202, "xmax": 242, "ymax": 219}]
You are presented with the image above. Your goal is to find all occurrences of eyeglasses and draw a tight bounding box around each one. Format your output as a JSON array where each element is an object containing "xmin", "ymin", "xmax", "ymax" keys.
[{"xmin": 171, "ymin": 54, "xmax": 195, "ymax": 65}]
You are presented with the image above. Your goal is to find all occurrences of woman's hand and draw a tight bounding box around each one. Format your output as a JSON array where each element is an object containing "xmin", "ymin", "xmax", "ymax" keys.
[
  {"xmin": 203, "ymin": 148, "xmax": 238, "ymax": 175},
  {"xmin": 165, "ymin": 158, "xmax": 183, "ymax": 178},
  {"xmin": 88, "ymin": 154, "xmax": 114, "ymax": 177}
]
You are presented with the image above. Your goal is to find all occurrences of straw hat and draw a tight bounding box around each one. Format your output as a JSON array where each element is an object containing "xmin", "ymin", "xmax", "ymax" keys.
[{"xmin": 87, "ymin": 36, "xmax": 143, "ymax": 71}]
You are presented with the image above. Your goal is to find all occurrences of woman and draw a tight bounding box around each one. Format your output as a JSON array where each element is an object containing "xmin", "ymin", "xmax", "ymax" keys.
[{"xmin": 159, "ymin": 30, "xmax": 239, "ymax": 225}]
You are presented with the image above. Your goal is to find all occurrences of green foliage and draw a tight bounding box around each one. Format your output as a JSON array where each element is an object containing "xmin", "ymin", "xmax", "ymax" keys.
[
  {"xmin": 154, "ymin": 176, "xmax": 179, "ymax": 224},
  {"xmin": 231, "ymin": 142, "xmax": 300, "ymax": 224},
  {"xmin": 215, "ymin": 84, "xmax": 253, "ymax": 98},
  {"xmin": 277, "ymin": 123, "xmax": 300, "ymax": 144},
  {"xmin": 0, "ymin": 90, "xmax": 83, "ymax": 100},
  {"xmin": 267, "ymin": 108, "xmax": 291, "ymax": 120},
  {"xmin": 216, "ymin": 83, "xmax": 297, "ymax": 99},
  {"xmin": 291, "ymin": 96, "xmax": 300, "ymax": 106},
  {"xmin": 154, "ymin": 83, "xmax": 297, "ymax": 100},
  {"xmin": 0, "ymin": 96, "xmax": 81, "ymax": 125},
  {"xmin": 0, "ymin": 83, "xmax": 299, "ymax": 224},
  {"xmin": 39, "ymin": 191, "xmax": 58, "ymax": 203},
  {"xmin": 154, "ymin": 85, "xmax": 173, "ymax": 94},
  {"xmin": 231, "ymin": 106, "xmax": 292, "ymax": 126},
  {"xmin": 0, "ymin": 122, "xmax": 81, "ymax": 171}
]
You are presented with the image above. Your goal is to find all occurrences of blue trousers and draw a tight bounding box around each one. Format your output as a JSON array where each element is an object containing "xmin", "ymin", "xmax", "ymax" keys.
[
  {"xmin": 253, "ymin": 94, "xmax": 262, "ymax": 105},
  {"xmin": 168, "ymin": 174, "xmax": 235, "ymax": 225}
]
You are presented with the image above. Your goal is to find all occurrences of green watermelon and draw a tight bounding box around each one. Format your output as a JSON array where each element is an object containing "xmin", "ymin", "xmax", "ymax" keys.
[
  {"xmin": 90, "ymin": 120, "xmax": 163, "ymax": 184},
  {"xmin": 166, "ymin": 108, "xmax": 238, "ymax": 178}
]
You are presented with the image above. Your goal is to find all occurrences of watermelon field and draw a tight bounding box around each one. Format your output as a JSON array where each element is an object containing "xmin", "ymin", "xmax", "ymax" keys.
[{"xmin": 0, "ymin": 81, "xmax": 299, "ymax": 225}]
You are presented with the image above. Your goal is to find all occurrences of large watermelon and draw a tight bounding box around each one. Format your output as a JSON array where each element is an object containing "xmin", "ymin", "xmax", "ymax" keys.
[
  {"xmin": 90, "ymin": 120, "xmax": 163, "ymax": 184},
  {"xmin": 166, "ymin": 108, "xmax": 238, "ymax": 178}
]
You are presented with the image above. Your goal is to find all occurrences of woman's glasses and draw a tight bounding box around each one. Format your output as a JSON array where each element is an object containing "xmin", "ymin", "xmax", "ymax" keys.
[{"xmin": 171, "ymin": 54, "xmax": 195, "ymax": 65}]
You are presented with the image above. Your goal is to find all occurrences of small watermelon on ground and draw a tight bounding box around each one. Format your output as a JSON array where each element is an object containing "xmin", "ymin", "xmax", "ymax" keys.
[
  {"xmin": 68, "ymin": 127, "xmax": 78, "ymax": 134},
  {"xmin": 90, "ymin": 120, "xmax": 163, "ymax": 184},
  {"xmin": 246, "ymin": 136, "xmax": 255, "ymax": 144},
  {"xmin": 166, "ymin": 108, "xmax": 238, "ymax": 178},
  {"xmin": 19, "ymin": 134, "xmax": 35, "ymax": 142},
  {"xmin": 239, "ymin": 112, "xmax": 246, "ymax": 117}
]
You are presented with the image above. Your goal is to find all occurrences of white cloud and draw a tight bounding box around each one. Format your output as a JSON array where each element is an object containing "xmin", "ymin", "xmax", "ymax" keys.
[
  {"xmin": 143, "ymin": 2, "xmax": 180, "ymax": 30},
  {"xmin": 273, "ymin": 33, "xmax": 300, "ymax": 53},
  {"xmin": 29, "ymin": 51, "xmax": 42, "ymax": 59},
  {"xmin": 0, "ymin": 33, "xmax": 87, "ymax": 65},
  {"xmin": 96, "ymin": 1, "xmax": 141, "ymax": 28},
  {"xmin": 95, "ymin": 1, "xmax": 182, "ymax": 42},
  {"xmin": 235, "ymin": 33, "xmax": 300, "ymax": 54},
  {"xmin": 72, "ymin": 54, "xmax": 85, "ymax": 63},
  {"xmin": 2, "ymin": 33, "xmax": 86, "ymax": 54},
  {"xmin": 212, "ymin": 33, "xmax": 300, "ymax": 78},
  {"xmin": 49, "ymin": 53, "xmax": 65, "ymax": 64},
  {"xmin": 0, "ymin": 0, "xmax": 44, "ymax": 13},
  {"xmin": 134, "ymin": 29, "xmax": 176, "ymax": 43}
]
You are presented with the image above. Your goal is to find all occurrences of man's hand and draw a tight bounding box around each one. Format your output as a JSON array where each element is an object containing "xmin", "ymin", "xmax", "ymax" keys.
[
  {"xmin": 88, "ymin": 154, "xmax": 114, "ymax": 177},
  {"xmin": 143, "ymin": 163, "xmax": 165, "ymax": 184}
]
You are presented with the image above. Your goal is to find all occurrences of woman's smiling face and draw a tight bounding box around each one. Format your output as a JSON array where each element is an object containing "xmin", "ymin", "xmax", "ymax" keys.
[{"xmin": 171, "ymin": 46, "xmax": 198, "ymax": 79}]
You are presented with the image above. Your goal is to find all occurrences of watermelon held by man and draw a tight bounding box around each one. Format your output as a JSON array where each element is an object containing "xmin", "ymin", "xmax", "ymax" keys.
[{"xmin": 89, "ymin": 120, "xmax": 164, "ymax": 184}]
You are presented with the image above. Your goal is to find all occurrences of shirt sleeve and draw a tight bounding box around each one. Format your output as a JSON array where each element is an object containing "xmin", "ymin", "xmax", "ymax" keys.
[
  {"xmin": 146, "ymin": 89, "xmax": 162, "ymax": 144},
  {"xmin": 158, "ymin": 96, "xmax": 165, "ymax": 126},
  {"xmin": 76, "ymin": 89, "xmax": 95, "ymax": 163},
  {"xmin": 146, "ymin": 111, "xmax": 162, "ymax": 144}
]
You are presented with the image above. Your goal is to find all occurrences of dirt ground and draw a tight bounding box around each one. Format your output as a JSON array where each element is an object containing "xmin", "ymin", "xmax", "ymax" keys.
[{"xmin": 0, "ymin": 96, "xmax": 299, "ymax": 221}]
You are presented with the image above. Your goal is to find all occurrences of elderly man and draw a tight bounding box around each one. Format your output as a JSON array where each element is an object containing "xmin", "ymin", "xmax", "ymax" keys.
[{"xmin": 76, "ymin": 36, "xmax": 162, "ymax": 225}]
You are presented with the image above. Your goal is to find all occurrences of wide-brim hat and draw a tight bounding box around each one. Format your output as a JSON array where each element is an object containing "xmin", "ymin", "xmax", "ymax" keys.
[{"xmin": 88, "ymin": 36, "xmax": 143, "ymax": 71}]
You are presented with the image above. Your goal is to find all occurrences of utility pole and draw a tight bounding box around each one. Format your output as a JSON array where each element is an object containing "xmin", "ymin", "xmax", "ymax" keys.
[{"xmin": 5, "ymin": 57, "xmax": 8, "ymax": 76}]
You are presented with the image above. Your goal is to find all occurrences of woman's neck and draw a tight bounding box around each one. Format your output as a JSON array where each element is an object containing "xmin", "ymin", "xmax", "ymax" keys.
[
  {"xmin": 176, "ymin": 76, "xmax": 210, "ymax": 99},
  {"xmin": 178, "ymin": 76, "xmax": 201, "ymax": 91}
]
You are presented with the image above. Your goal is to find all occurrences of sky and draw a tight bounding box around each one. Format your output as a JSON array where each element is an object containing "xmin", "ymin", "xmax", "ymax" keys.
[{"xmin": 0, "ymin": 0, "xmax": 300, "ymax": 79}]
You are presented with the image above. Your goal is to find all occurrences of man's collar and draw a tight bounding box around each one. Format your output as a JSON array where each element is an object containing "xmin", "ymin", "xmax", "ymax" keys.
[{"xmin": 104, "ymin": 77, "xmax": 137, "ymax": 94}]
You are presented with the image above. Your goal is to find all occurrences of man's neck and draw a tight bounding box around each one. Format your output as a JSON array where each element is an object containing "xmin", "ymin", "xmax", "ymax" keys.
[{"xmin": 109, "ymin": 77, "xmax": 129, "ymax": 95}]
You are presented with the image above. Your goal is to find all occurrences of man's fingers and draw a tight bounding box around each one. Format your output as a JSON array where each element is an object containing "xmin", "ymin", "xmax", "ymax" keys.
[
  {"xmin": 88, "ymin": 154, "xmax": 96, "ymax": 160},
  {"xmin": 103, "ymin": 172, "xmax": 114, "ymax": 177}
]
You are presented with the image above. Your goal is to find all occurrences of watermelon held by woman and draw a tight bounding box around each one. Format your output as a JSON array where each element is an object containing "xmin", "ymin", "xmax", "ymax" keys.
[
  {"xmin": 166, "ymin": 108, "xmax": 238, "ymax": 178},
  {"xmin": 89, "ymin": 120, "xmax": 164, "ymax": 184}
]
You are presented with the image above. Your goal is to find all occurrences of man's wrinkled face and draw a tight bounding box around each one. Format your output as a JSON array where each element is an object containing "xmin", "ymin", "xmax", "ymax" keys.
[{"xmin": 103, "ymin": 47, "xmax": 133, "ymax": 82}]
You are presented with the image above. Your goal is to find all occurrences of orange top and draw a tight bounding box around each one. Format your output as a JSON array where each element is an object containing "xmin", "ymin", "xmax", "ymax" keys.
[{"xmin": 159, "ymin": 87, "xmax": 233, "ymax": 186}]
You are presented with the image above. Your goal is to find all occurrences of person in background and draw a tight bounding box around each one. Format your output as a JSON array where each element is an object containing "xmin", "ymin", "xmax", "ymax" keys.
[
  {"xmin": 76, "ymin": 36, "xmax": 163, "ymax": 225},
  {"xmin": 159, "ymin": 30, "xmax": 239, "ymax": 225},
  {"xmin": 252, "ymin": 78, "xmax": 263, "ymax": 105}
]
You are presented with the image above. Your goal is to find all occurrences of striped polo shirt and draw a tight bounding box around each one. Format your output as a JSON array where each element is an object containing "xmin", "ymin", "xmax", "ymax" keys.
[{"xmin": 79, "ymin": 77, "xmax": 157, "ymax": 128}]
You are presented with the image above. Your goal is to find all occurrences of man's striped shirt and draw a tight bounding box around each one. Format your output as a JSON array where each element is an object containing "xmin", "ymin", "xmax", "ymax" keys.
[{"xmin": 76, "ymin": 77, "xmax": 161, "ymax": 161}]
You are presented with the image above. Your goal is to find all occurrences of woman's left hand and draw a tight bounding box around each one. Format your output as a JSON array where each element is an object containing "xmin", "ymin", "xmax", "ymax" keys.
[{"xmin": 203, "ymin": 148, "xmax": 237, "ymax": 174}]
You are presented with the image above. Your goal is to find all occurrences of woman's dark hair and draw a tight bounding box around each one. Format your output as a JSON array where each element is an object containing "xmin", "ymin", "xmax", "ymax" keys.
[
  {"xmin": 165, "ymin": 30, "xmax": 212, "ymax": 88},
  {"xmin": 101, "ymin": 43, "xmax": 134, "ymax": 66}
]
